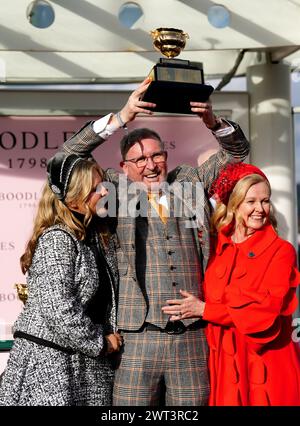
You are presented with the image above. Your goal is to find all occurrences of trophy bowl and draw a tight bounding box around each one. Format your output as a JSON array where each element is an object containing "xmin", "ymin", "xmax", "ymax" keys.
[
  {"xmin": 15, "ymin": 283, "xmax": 28, "ymax": 304},
  {"xmin": 150, "ymin": 28, "xmax": 189, "ymax": 58}
]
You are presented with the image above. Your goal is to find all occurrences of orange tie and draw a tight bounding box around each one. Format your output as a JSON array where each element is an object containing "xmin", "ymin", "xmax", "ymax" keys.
[{"xmin": 148, "ymin": 192, "xmax": 168, "ymax": 224}]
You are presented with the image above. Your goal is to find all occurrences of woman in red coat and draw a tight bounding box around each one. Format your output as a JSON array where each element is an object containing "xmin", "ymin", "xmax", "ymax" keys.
[{"xmin": 162, "ymin": 163, "xmax": 300, "ymax": 406}]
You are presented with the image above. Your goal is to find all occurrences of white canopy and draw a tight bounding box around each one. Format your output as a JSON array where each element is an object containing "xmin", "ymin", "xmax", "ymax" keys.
[{"xmin": 0, "ymin": 0, "xmax": 299, "ymax": 84}]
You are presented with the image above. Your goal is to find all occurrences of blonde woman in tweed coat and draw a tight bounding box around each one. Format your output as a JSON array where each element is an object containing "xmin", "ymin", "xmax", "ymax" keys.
[{"xmin": 0, "ymin": 153, "xmax": 122, "ymax": 406}]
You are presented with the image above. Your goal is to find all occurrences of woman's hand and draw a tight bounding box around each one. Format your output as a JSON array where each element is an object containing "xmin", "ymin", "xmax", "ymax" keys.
[
  {"xmin": 117, "ymin": 78, "xmax": 156, "ymax": 124},
  {"xmin": 105, "ymin": 332, "xmax": 123, "ymax": 354},
  {"xmin": 161, "ymin": 289, "xmax": 205, "ymax": 321}
]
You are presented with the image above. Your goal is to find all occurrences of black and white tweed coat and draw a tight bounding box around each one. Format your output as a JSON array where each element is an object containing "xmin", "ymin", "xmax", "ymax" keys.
[
  {"xmin": 0, "ymin": 224, "xmax": 118, "ymax": 406},
  {"xmin": 60, "ymin": 121, "xmax": 249, "ymax": 331}
]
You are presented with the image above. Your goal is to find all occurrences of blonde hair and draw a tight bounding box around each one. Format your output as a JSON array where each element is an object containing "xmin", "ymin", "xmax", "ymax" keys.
[
  {"xmin": 211, "ymin": 174, "xmax": 277, "ymax": 233},
  {"xmin": 20, "ymin": 160, "xmax": 104, "ymax": 274}
]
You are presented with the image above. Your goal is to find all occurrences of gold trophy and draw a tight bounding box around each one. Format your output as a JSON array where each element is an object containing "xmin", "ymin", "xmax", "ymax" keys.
[
  {"xmin": 15, "ymin": 283, "xmax": 28, "ymax": 304},
  {"xmin": 142, "ymin": 28, "xmax": 214, "ymax": 114}
]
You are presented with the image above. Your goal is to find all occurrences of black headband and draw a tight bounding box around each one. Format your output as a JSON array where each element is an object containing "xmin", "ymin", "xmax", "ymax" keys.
[{"xmin": 47, "ymin": 153, "xmax": 82, "ymax": 201}]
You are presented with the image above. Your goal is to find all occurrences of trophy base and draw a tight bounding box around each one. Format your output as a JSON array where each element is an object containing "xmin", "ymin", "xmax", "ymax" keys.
[{"xmin": 142, "ymin": 80, "xmax": 214, "ymax": 115}]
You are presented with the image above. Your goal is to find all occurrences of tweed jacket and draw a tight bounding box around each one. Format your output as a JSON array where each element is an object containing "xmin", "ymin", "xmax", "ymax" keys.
[
  {"xmin": 14, "ymin": 224, "xmax": 117, "ymax": 357},
  {"xmin": 60, "ymin": 120, "xmax": 249, "ymax": 330}
]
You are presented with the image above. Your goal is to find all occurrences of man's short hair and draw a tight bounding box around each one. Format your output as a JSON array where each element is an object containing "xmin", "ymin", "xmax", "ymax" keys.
[{"xmin": 120, "ymin": 128, "xmax": 164, "ymax": 160}]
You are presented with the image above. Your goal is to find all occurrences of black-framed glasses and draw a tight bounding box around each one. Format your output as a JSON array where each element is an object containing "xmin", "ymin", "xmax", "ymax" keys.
[{"xmin": 124, "ymin": 151, "xmax": 167, "ymax": 168}]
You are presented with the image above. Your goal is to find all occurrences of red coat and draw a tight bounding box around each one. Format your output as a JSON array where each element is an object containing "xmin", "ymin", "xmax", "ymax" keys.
[{"xmin": 203, "ymin": 224, "xmax": 300, "ymax": 406}]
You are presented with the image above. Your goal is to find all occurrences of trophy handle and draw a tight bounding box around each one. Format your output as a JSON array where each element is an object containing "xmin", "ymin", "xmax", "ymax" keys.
[{"xmin": 150, "ymin": 29, "xmax": 160, "ymax": 39}]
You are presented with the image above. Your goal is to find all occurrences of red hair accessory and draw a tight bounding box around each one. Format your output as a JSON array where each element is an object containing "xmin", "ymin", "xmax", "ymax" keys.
[{"xmin": 210, "ymin": 163, "xmax": 268, "ymax": 205}]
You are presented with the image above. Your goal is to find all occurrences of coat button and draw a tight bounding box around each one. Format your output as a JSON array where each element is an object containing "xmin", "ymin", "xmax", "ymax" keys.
[
  {"xmin": 248, "ymin": 251, "xmax": 255, "ymax": 258},
  {"xmin": 170, "ymin": 265, "xmax": 176, "ymax": 271}
]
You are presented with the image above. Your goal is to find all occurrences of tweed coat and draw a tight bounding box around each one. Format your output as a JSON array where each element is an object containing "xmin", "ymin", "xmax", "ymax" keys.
[
  {"xmin": 0, "ymin": 224, "xmax": 118, "ymax": 406},
  {"xmin": 60, "ymin": 120, "xmax": 250, "ymax": 330}
]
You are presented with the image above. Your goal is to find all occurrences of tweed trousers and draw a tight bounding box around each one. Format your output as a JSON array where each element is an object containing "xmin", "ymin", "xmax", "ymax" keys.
[{"xmin": 113, "ymin": 327, "xmax": 209, "ymax": 406}]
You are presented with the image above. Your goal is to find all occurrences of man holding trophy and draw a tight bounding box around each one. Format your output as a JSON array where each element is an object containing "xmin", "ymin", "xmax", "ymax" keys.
[{"xmin": 59, "ymin": 29, "xmax": 250, "ymax": 406}]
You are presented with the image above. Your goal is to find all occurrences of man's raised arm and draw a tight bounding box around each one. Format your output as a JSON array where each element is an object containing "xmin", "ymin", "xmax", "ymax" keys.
[{"xmin": 59, "ymin": 78, "xmax": 155, "ymax": 160}]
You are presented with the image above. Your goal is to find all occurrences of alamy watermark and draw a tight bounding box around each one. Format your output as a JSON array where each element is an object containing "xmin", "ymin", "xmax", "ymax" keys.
[{"xmin": 96, "ymin": 175, "xmax": 205, "ymax": 229}]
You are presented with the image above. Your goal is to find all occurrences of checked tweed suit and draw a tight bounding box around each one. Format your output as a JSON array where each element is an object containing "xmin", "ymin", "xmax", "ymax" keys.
[{"xmin": 60, "ymin": 119, "xmax": 249, "ymax": 405}]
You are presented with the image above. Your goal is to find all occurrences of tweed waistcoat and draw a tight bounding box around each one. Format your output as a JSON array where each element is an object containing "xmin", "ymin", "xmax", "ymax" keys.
[{"xmin": 136, "ymin": 204, "xmax": 202, "ymax": 328}]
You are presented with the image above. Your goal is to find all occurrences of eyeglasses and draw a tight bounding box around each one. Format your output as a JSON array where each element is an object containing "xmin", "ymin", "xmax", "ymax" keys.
[{"xmin": 124, "ymin": 151, "xmax": 167, "ymax": 168}]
